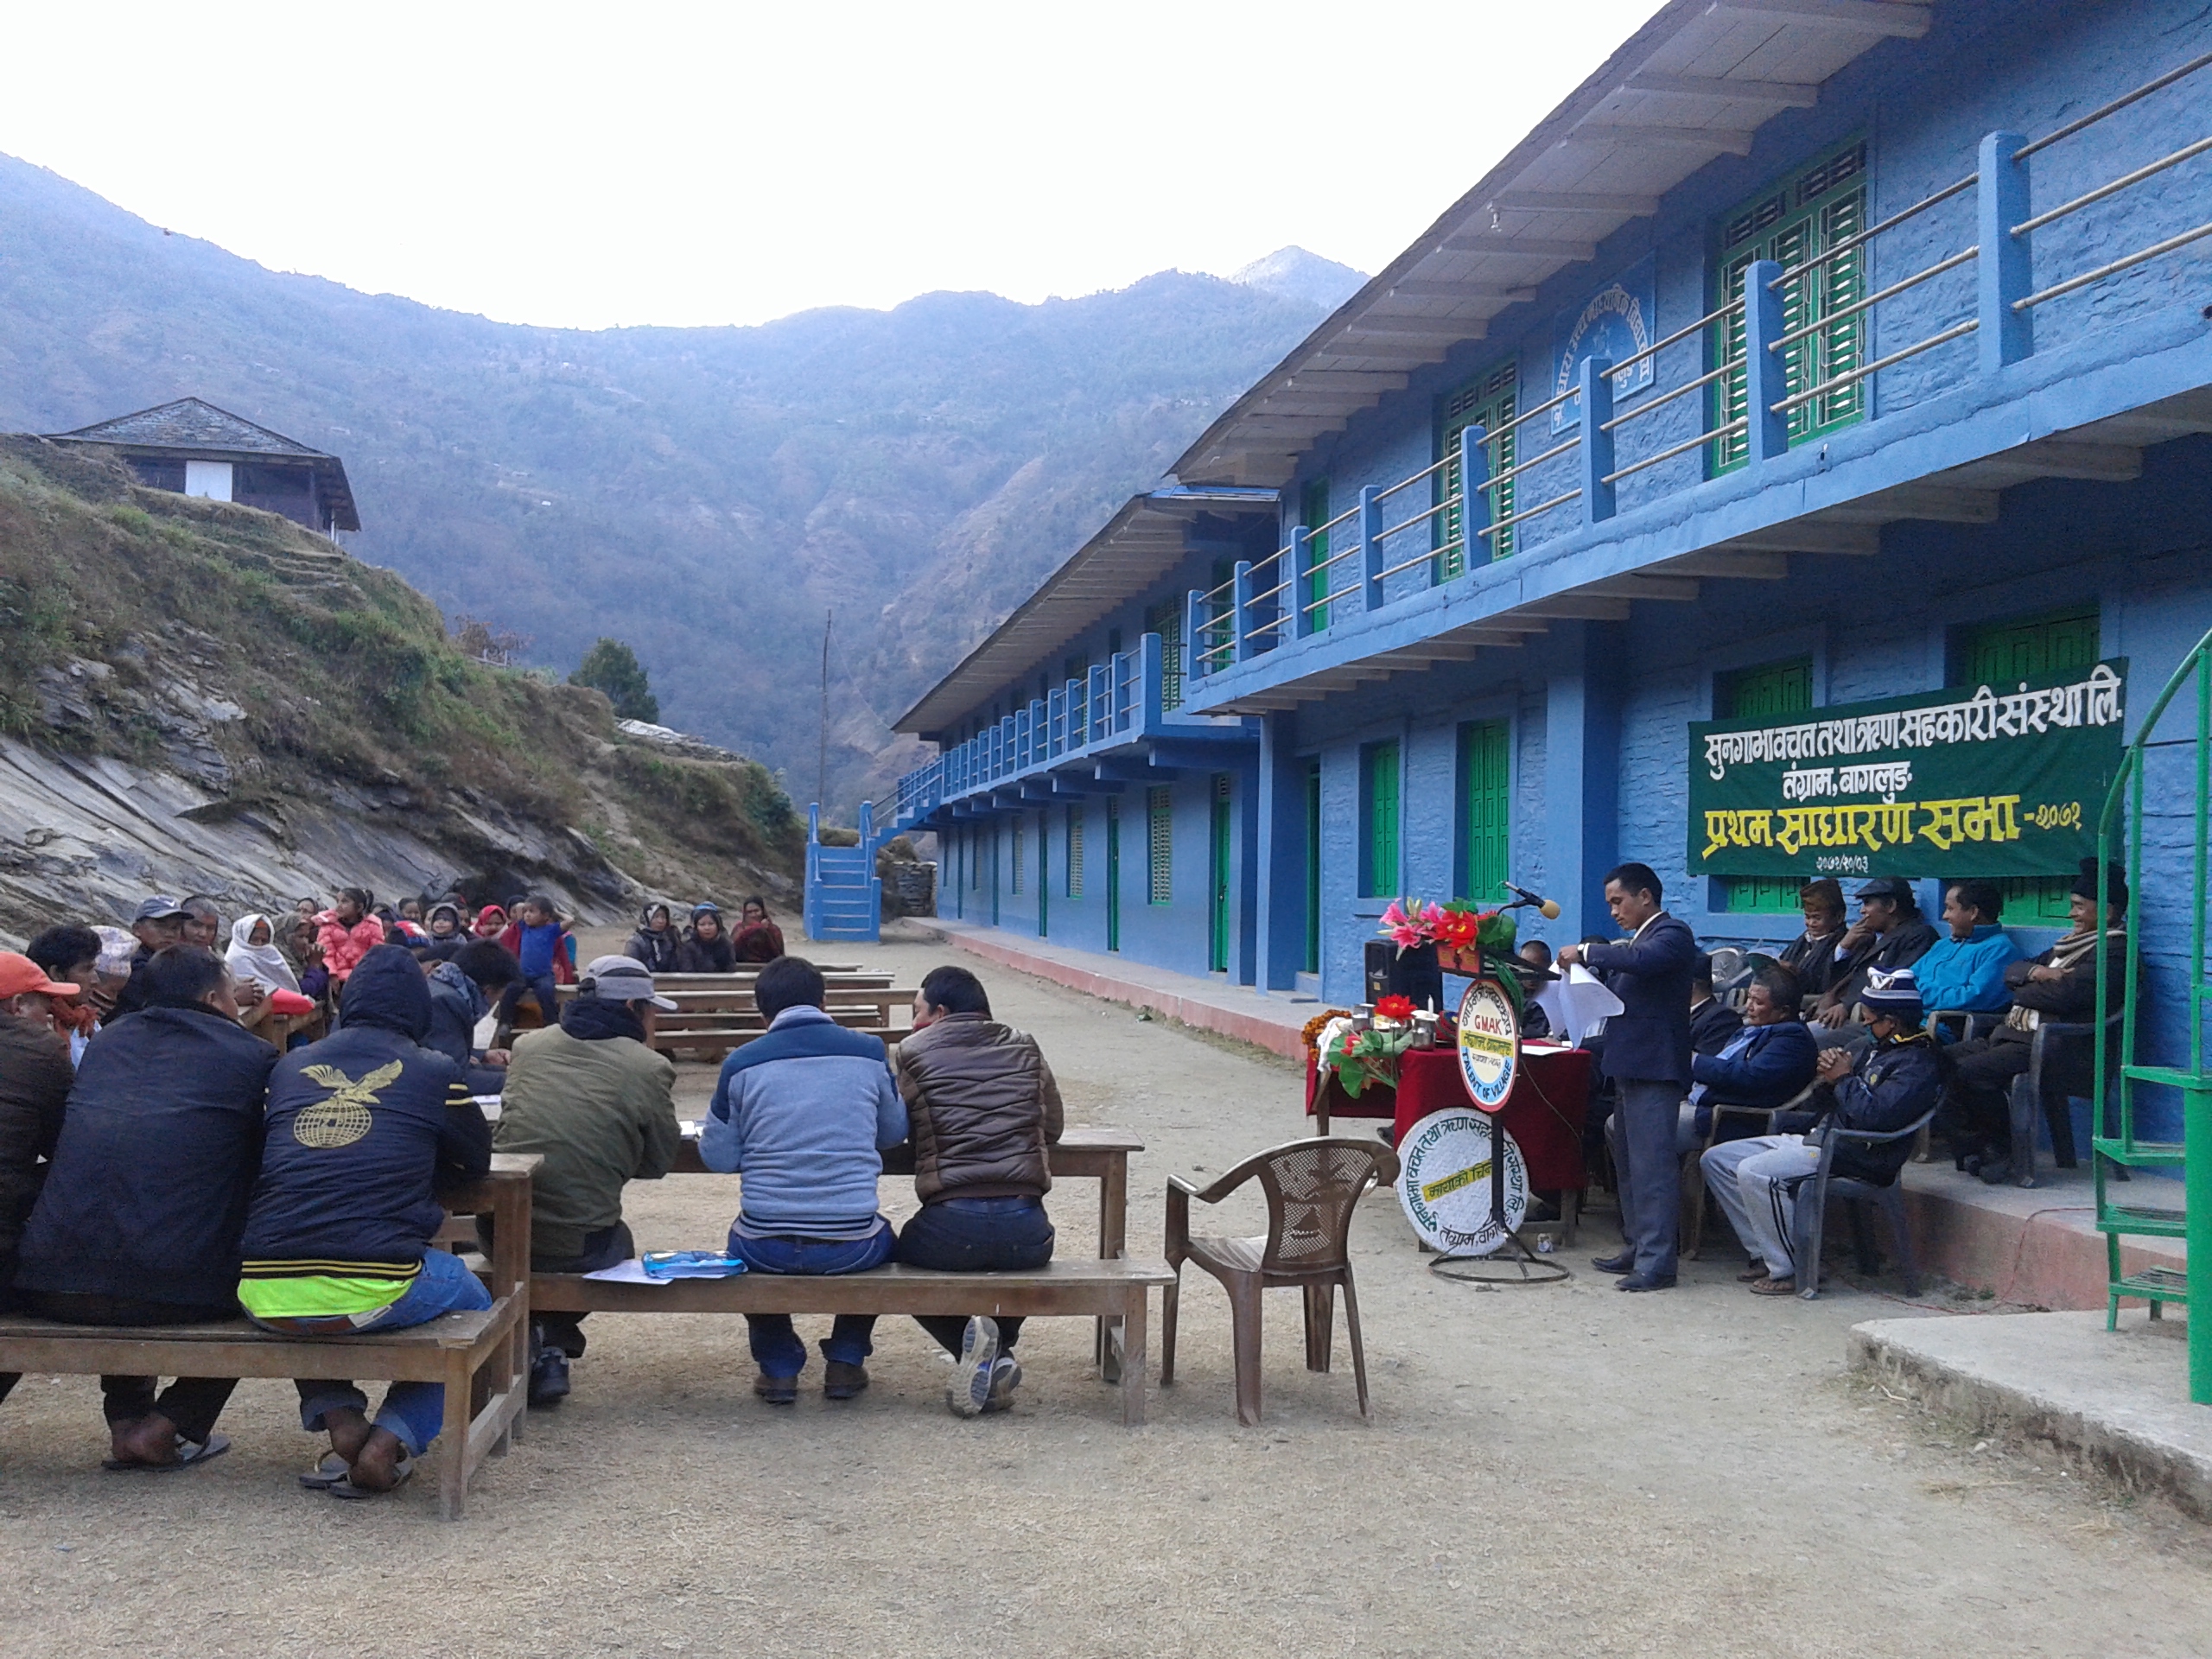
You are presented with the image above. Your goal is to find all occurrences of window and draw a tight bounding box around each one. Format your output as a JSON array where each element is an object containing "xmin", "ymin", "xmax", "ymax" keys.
[
  {"xmin": 1711, "ymin": 139, "xmax": 1869, "ymax": 473},
  {"xmin": 1361, "ymin": 741, "xmax": 1402, "ymax": 898},
  {"xmin": 1460, "ymin": 721, "xmax": 1510, "ymax": 903},
  {"xmin": 1147, "ymin": 600, "xmax": 1185, "ymax": 712},
  {"xmin": 1065, "ymin": 804, "xmax": 1084, "ymax": 898},
  {"xmin": 1010, "ymin": 816, "xmax": 1024, "ymax": 894},
  {"xmin": 1147, "ymin": 785, "xmax": 1173, "ymax": 904},
  {"xmin": 1716, "ymin": 656, "xmax": 1815, "ymax": 912},
  {"xmin": 1301, "ymin": 478, "xmax": 1333, "ymax": 631},
  {"xmin": 1967, "ymin": 605, "xmax": 2102, "ymax": 923},
  {"xmin": 1437, "ymin": 361, "xmax": 1516, "ymax": 574}
]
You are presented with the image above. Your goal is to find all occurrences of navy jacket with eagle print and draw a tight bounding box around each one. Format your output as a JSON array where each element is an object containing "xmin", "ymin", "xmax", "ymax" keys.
[{"xmin": 240, "ymin": 945, "xmax": 491, "ymax": 1274}]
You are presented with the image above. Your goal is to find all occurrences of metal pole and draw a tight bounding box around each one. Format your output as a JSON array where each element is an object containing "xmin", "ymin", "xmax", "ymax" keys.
[{"xmin": 818, "ymin": 609, "xmax": 832, "ymax": 814}]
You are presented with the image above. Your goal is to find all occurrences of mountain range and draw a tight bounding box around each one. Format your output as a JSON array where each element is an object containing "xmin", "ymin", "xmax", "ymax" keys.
[{"xmin": 0, "ymin": 152, "xmax": 1363, "ymax": 811}]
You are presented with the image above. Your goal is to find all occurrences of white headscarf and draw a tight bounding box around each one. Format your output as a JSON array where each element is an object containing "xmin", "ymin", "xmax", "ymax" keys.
[{"xmin": 227, "ymin": 912, "xmax": 301, "ymax": 995}]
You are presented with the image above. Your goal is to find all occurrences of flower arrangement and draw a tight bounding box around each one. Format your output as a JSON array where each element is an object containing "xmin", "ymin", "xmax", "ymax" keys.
[
  {"xmin": 1375, "ymin": 899, "xmax": 1525, "ymax": 1012},
  {"xmin": 1314, "ymin": 1015, "xmax": 1417, "ymax": 1097},
  {"xmin": 1374, "ymin": 994, "xmax": 1414, "ymax": 1022}
]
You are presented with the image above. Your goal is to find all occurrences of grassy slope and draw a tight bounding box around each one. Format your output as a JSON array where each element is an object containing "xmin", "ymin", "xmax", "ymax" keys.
[{"xmin": 0, "ymin": 436, "xmax": 802, "ymax": 918}]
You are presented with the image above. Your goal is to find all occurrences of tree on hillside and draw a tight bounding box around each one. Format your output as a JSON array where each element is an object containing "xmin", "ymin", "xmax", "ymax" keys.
[{"xmin": 570, "ymin": 637, "xmax": 660, "ymax": 722}]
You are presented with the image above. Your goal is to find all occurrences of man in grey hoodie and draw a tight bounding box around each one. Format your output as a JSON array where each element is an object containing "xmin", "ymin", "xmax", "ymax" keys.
[{"xmin": 700, "ymin": 956, "xmax": 906, "ymax": 1403}]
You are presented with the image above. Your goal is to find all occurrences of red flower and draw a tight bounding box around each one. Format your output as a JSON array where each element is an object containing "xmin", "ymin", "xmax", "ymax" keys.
[
  {"xmin": 1433, "ymin": 910, "xmax": 1479, "ymax": 949},
  {"xmin": 1375, "ymin": 994, "xmax": 1415, "ymax": 1021}
]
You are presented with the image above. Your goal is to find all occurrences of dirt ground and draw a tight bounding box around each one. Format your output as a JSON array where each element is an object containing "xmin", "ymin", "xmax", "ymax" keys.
[{"xmin": 3, "ymin": 935, "xmax": 2209, "ymax": 1658}]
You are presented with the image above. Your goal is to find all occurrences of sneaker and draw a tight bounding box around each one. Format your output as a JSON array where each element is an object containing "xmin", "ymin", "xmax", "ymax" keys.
[
  {"xmin": 823, "ymin": 1360, "xmax": 869, "ymax": 1401},
  {"xmin": 528, "ymin": 1345, "xmax": 570, "ymax": 1408},
  {"xmin": 981, "ymin": 1354, "xmax": 1023, "ymax": 1414},
  {"xmin": 753, "ymin": 1370, "xmax": 798, "ymax": 1405},
  {"xmin": 946, "ymin": 1316, "xmax": 1000, "ymax": 1418}
]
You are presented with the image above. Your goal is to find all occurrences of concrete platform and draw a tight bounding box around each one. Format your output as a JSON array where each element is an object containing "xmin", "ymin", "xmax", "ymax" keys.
[{"xmin": 1852, "ymin": 1309, "xmax": 2212, "ymax": 1518}]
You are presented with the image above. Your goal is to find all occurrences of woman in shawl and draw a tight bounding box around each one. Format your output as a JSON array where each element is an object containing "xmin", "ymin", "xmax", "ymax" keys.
[
  {"xmin": 229, "ymin": 912, "xmax": 309, "ymax": 1042},
  {"xmin": 624, "ymin": 903, "xmax": 682, "ymax": 974},
  {"xmin": 730, "ymin": 895, "xmax": 786, "ymax": 964},
  {"xmin": 673, "ymin": 902, "xmax": 736, "ymax": 974},
  {"xmin": 474, "ymin": 904, "xmax": 510, "ymax": 941}
]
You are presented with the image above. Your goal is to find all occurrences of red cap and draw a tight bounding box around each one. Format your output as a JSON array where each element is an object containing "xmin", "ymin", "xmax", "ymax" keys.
[{"xmin": 0, "ymin": 952, "xmax": 79, "ymax": 1000}]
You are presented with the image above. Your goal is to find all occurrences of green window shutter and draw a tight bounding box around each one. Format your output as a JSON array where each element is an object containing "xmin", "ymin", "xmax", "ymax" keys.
[
  {"xmin": 1460, "ymin": 721, "xmax": 1510, "ymax": 903},
  {"xmin": 1716, "ymin": 656, "xmax": 1815, "ymax": 913},
  {"xmin": 1065, "ymin": 804, "xmax": 1084, "ymax": 898},
  {"xmin": 1710, "ymin": 139, "xmax": 1869, "ymax": 474},
  {"xmin": 1147, "ymin": 601, "xmax": 1185, "ymax": 712},
  {"xmin": 1302, "ymin": 479, "xmax": 1333, "ymax": 631},
  {"xmin": 1010, "ymin": 816, "xmax": 1023, "ymax": 894},
  {"xmin": 1436, "ymin": 361, "xmax": 1517, "ymax": 574},
  {"xmin": 1147, "ymin": 786, "xmax": 1173, "ymax": 904},
  {"xmin": 1967, "ymin": 606, "xmax": 2102, "ymax": 920},
  {"xmin": 1363, "ymin": 741, "xmax": 1402, "ymax": 898}
]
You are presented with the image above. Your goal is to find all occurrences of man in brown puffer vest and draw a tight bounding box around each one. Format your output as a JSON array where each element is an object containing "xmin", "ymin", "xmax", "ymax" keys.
[{"xmin": 891, "ymin": 964, "xmax": 1064, "ymax": 1418}]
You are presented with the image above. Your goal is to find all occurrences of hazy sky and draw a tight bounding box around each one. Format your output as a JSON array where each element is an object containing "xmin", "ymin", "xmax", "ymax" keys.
[{"xmin": 3, "ymin": 1, "xmax": 1663, "ymax": 330}]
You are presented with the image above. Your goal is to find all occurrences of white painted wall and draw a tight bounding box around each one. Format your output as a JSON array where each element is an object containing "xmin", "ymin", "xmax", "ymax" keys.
[{"xmin": 183, "ymin": 460, "xmax": 233, "ymax": 501}]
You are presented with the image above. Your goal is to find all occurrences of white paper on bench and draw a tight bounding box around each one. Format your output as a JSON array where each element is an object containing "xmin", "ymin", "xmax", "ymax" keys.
[{"xmin": 580, "ymin": 1259, "xmax": 670, "ymax": 1286}]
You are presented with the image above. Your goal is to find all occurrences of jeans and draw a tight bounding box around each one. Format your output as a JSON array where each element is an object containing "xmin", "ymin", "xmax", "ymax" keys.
[
  {"xmin": 4, "ymin": 1292, "xmax": 239, "ymax": 1444},
  {"xmin": 896, "ymin": 1197, "xmax": 1055, "ymax": 1355},
  {"xmin": 533, "ymin": 1221, "xmax": 632, "ymax": 1359},
  {"xmin": 258, "ymin": 1246, "xmax": 493, "ymax": 1458},
  {"xmin": 1700, "ymin": 1133, "xmax": 1822, "ymax": 1278},
  {"xmin": 728, "ymin": 1218, "xmax": 894, "ymax": 1376},
  {"xmin": 498, "ymin": 974, "xmax": 561, "ymax": 1034}
]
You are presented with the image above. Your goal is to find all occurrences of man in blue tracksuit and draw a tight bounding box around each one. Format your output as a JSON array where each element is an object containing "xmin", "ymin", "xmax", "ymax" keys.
[
  {"xmin": 237, "ymin": 944, "xmax": 492, "ymax": 1497},
  {"xmin": 701, "ymin": 956, "xmax": 906, "ymax": 1403}
]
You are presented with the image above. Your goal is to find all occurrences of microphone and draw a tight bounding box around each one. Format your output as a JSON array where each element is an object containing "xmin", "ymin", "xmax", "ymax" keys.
[{"xmin": 1503, "ymin": 882, "xmax": 1562, "ymax": 921}]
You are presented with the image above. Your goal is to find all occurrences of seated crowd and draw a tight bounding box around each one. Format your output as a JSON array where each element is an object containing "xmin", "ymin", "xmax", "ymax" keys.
[
  {"xmin": 1556, "ymin": 857, "xmax": 2130, "ymax": 1295},
  {"xmin": 0, "ymin": 879, "xmax": 1038, "ymax": 1497}
]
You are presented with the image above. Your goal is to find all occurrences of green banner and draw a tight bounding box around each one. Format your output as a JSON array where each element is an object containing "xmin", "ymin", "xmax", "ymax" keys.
[{"xmin": 1688, "ymin": 659, "xmax": 2126, "ymax": 880}]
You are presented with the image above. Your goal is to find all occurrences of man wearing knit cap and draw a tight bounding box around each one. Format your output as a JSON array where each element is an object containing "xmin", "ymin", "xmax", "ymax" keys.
[{"xmin": 1699, "ymin": 966, "xmax": 1943, "ymax": 1295}]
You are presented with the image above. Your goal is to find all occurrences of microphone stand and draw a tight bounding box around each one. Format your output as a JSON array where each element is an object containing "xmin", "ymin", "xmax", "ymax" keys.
[{"xmin": 1433, "ymin": 893, "xmax": 1571, "ymax": 1286}]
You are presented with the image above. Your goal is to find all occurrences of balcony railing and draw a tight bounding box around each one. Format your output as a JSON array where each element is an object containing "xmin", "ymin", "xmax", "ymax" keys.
[
  {"xmin": 891, "ymin": 632, "xmax": 1250, "ymax": 827},
  {"xmin": 1184, "ymin": 48, "xmax": 2212, "ymax": 689}
]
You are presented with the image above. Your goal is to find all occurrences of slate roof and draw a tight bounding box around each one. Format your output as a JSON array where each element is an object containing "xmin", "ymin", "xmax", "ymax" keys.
[
  {"xmin": 52, "ymin": 397, "xmax": 327, "ymax": 458},
  {"xmin": 48, "ymin": 397, "xmax": 361, "ymax": 531}
]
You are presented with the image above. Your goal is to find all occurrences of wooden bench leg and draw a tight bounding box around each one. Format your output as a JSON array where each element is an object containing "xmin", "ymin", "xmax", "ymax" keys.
[
  {"xmin": 1094, "ymin": 1160, "xmax": 1128, "ymax": 1382},
  {"xmin": 1119, "ymin": 1285, "xmax": 1147, "ymax": 1427},
  {"xmin": 439, "ymin": 1348, "xmax": 471, "ymax": 1522}
]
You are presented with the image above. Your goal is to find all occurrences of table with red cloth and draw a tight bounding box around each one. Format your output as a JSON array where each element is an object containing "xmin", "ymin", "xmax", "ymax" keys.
[{"xmin": 1304, "ymin": 1041, "xmax": 1594, "ymax": 1195}]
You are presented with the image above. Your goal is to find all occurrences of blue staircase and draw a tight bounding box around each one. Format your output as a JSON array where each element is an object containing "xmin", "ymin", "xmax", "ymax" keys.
[{"xmin": 804, "ymin": 801, "xmax": 884, "ymax": 943}]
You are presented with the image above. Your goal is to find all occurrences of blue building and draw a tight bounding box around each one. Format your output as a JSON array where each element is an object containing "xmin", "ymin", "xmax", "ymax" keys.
[{"xmin": 888, "ymin": 0, "xmax": 2212, "ymax": 1141}]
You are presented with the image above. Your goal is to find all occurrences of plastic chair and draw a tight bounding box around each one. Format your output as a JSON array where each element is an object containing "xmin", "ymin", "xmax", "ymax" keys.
[
  {"xmin": 1680, "ymin": 1084, "xmax": 1816, "ymax": 1259},
  {"xmin": 1161, "ymin": 1137, "xmax": 1399, "ymax": 1426},
  {"xmin": 1790, "ymin": 1103, "xmax": 1940, "ymax": 1299},
  {"xmin": 2004, "ymin": 1013, "xmax": 2125, "ymax": 1186}
]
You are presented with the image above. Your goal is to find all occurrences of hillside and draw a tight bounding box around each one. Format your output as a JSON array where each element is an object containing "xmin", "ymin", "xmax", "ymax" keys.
[
  {"xmin": 0, "ymin": 154, "xmax": 1353, "ymax": 810},
  {"xmin": 0, "ymin": 437, "xmax": 801, "ymax": 944}
]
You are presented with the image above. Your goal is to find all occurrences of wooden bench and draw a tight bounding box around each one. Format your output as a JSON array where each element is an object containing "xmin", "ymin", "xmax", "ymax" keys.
[
  {"xmin": 0, "ymin": 1155, "xmax": 540, "ymax": 1521},
  {"xmin": 531, "ymin": 1258, "xmax": 1172, "ymax": 1423},
  {"xmin": 652, "ymin": 1025, "xmax": 904, "ymax": 1062}
]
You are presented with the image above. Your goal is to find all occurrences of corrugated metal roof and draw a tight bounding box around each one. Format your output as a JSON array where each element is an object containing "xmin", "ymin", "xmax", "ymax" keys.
[
  {"xmin": 1171, "ymin": 0, "xmax": 1931, "ymax": 487},
  {"xmin": 894, "ymin": 487, "xmax": 1277, "ymax": 734}
]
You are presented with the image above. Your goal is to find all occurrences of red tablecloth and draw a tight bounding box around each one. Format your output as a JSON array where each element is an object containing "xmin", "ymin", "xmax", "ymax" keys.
[{"xmin": 1305, "ymin": 1042, "xmax": 1592, "ymax": 1193}]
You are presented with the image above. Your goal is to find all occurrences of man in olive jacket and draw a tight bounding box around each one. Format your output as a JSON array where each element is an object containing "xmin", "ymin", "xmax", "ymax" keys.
[
  {"xmin": 493, "ymin": 955, "xmax": 681, "ymax": 1404},
  {"xmin": 891, "ymin": 964, "xmax": 1064, "ymax": 1417}
]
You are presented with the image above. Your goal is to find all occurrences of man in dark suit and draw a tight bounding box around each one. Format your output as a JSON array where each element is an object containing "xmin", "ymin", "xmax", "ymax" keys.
[
  {"xmin": 1688, "ymin": 955, "xmax": 1743, "ymax": 1058},
  {"xmin": 1558, "ymin": 862, "xmax": 1697, "ymax": 1291}
]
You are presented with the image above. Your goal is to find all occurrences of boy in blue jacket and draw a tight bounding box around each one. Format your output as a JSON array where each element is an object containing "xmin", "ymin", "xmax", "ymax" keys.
[
  {"xmin": 1910, "ymin": 880, "xmax": 2020, "ymax": 1027},
  {"xmin": 237, "ymin": 945, "xmax": 492, "ymax": 1497},
  {"xmin": 702, "ymin": 955, "xmax": 906, "ymax": 1402}
]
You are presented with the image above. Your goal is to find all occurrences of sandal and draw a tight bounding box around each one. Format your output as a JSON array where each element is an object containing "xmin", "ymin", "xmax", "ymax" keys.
[
  {"xmin": 298, "ymin": 1452, "xmax": 353, "ymax": 1491},
  {"xmin": 1748, "ymin": 1276, "xmax": 1798, "ymax": 1296},
  {"xmin": 1736, "ymin": 1262, "xmax": 1770, "ymax": 1283},
  {"xmin": 102, "ymin": 1433, "xmax": 230, "ymax": 1472},
  {"xmin": 327, "ymin": 1454, "xmax": 415, "ymax": 1499}
]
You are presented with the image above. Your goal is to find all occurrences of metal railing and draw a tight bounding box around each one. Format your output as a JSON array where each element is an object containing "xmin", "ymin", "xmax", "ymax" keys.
[{"xmin": 1167, "ymin": 49, "xmax": 2212, "ymax": 689}]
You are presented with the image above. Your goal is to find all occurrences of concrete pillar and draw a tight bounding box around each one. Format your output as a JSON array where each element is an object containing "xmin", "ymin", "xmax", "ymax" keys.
[
  {"xmin": 1544, "ymin": 621, "xmax": 1625, "ymax": 943},
  {"xmin": 1252, "ymin": 712, "xmax": 1308, "ymax": 991}
]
